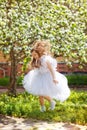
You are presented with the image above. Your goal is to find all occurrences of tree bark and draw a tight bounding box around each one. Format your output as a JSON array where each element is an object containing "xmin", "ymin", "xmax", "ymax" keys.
[{"xmin": 8, "ymin": 47, "xmax": 17, "ymax": 96}]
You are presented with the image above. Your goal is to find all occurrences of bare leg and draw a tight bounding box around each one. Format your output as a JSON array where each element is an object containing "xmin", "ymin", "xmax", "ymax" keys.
[
  {"xmin": 39, "ymin": 96, "xmax": 56, "ymax": 111},
  {"xmin": 39, "ymin": 96, "xmax": 46, "ymax": 112},
  {"xmin": 39, "ymin": 96, "xmax": 44, "ymax": 106},
  {"xmin": 43, "ymin": 96, "xmax": 52, "ymax": 102},
  {"xmin": 43, "ymin": 96, "xmax": 56, "ymax": 110}
]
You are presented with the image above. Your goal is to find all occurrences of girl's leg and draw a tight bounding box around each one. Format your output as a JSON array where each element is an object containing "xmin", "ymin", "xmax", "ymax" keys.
[
  {"xmin": 39, "ymin": 96, "xmax": 46, "ymax": 112},
  {"xmin": 39, "ymin": 96, "xmax": 56, "ymax": 111},
  {"xmin": 43, "ymin": 96, "xmax": 56, "ymax": 110},
  {"xmin": 43, "ymin": 96, "xmax": 52, "ymax": 102},
  {"xmin": 39, "ymin": 96, "xmax": 44, "ymax": 106}
]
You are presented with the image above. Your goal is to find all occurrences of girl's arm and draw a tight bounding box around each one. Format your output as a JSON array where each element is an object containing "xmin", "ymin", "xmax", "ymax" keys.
[{"xmin": 46, "ymin": 61, "xmax": 58, "ymax": 84}]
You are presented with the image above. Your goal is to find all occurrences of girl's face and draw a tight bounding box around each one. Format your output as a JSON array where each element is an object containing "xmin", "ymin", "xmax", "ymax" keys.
[{"xmin": 31, "ymin": 51, "xmax": 39, "ymax": 59}]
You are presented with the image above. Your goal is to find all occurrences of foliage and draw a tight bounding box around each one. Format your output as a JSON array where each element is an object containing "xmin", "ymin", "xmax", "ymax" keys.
[
  {"xmin": 0, "ymin": 90, "xmax": 87, "ymax": 125},
  {"xmin": 0, "ymin": 0, "xmax": 87, "ymax": 65},
  {"xmin": 0, "ymin": 77, "xmax": 9, "ymax": 86},
  {"xmin": 67, "ymin": 74, "xmax": 87, "ymax": 85},
  {"xmin": 0, "ymin": 76, "xmax": 23, "ymax": 86}
]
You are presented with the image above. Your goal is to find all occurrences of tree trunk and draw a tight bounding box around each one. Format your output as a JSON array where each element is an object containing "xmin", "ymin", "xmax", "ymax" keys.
[{"xmin": 8, "ymin": 47, "xmax": 17, "ymax": 96}]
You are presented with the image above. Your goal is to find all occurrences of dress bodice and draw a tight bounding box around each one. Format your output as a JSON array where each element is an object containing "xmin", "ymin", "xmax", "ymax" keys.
[{"xmin": 39, "ymin": 55, "xmax": 57, "ymax": 73}]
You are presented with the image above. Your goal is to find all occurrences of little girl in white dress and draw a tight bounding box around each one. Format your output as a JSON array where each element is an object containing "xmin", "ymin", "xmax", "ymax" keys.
[{"xmin": 23, "ymin": 41, "xmax": 70, "ymax": 112}]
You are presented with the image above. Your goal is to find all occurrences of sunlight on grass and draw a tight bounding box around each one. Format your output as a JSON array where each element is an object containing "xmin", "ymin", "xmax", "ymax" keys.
[{"xmin": 0, "ymin": 90, "xmax": 87, "ymax": 125}]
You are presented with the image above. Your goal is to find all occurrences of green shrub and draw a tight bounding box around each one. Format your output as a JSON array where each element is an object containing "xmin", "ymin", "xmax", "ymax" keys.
[
  {"xmin": 0, "ymin": 76, "xmax": 23, "ymax": 87},
  {"xmin": 0, "ymin": 91, "xmax": 87, "ymax": 125},
  {"xmin": 0, "ymin": 77, "xmax": 9, "ymax": 86},
  {"xmin": 17, "ymin": 76, "xmax": 23, "ymax": 86},
  {"xmin": 66, "ymin": 74, "xmax": 87, "ymax": 85}
]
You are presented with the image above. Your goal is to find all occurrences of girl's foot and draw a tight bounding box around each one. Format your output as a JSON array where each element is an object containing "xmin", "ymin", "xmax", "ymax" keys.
[
  {"xmin": 50, "ymin": 100, "xmax": 56, "ymax": 110},
  {"xmin": 40, "ymin": 106, "xmax": 46, "ymax": 112}
]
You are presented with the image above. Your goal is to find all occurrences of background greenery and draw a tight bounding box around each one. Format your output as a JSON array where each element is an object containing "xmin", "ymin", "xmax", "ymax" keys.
[
  {"xmin": 0, "ymin": 0, "xmax": 87, "ymax": 65},
  {"xmin": 0, "ymin": 91, "xmax": 87, "ymax": 125}
]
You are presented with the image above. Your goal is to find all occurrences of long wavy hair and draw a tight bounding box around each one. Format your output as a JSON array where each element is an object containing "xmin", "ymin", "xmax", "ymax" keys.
[{"xmin": 31, "ymin": 48, "xmax": 41, "ymax": 68}]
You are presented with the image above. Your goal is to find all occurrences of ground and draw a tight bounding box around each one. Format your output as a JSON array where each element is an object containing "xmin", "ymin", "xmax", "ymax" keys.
[{"xmin": 0, "ymin": 115, "xmax": 87, "ymax": 130}]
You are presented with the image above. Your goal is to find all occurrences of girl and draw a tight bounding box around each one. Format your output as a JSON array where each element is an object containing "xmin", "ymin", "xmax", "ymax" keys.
[
  {"xmin": 34, "ymin": 40, "xmax": 70, "ymax": 111},
  {"xmin": 23, "ymin": 41, "xmax": 70, "ymax": 112}
]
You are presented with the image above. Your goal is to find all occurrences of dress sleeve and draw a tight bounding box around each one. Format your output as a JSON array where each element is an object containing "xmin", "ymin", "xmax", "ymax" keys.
[{"xmin": 44, "ymin": 55, "xmax": 57, "ymax": 69}]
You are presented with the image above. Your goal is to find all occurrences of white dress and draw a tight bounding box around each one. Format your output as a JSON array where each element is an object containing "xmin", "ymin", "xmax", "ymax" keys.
[{"xmin": 23, "ymin": 55, "xmax": 70, "ymax": 102}]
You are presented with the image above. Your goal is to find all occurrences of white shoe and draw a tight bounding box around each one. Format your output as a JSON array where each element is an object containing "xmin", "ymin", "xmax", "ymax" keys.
[
  {"xmin": 50, "ymin": 100, "xmax": 56, "ymax": 110},
  {"xmin": 40, "ymin": 106, "xmax": 46, "ymax": 112}
]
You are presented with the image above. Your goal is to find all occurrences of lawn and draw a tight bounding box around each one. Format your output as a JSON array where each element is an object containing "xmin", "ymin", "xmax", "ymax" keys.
[{"xmin": 0, "ymin": 90, "xmax": 87, "ymax": 125}]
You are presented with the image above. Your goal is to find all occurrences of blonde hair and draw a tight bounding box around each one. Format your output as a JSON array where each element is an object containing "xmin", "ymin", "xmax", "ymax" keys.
[{"xmin": 33, "ymin": 40, "xmax": 51, "ymax": 54}]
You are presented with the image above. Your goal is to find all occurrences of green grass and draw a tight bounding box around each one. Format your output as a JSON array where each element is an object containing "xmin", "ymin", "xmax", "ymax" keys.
[{"xmin": 0, "ymin": 90, "xmax": 87, "ymax": 125}]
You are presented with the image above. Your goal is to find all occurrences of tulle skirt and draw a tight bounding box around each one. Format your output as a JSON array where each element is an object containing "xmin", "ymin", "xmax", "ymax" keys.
[{"xmin": 23, "ymin": 69, "xmax": 70, "ymax": 102}]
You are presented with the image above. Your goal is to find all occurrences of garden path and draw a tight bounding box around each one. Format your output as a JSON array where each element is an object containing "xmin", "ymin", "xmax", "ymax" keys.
[{"xmin": 0, "ymin": 115, "xmax": 87, "ymax": 130}]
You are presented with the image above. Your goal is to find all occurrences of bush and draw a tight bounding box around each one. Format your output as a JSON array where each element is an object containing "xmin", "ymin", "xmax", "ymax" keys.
[
  {"xmin": 0, "ymin": 76, "xmax": 23, "ymax": 87},
  {"xmin": 0, "ymin": 91, "xmax": 87, "ymax": 125},
  {"xmin": 17, "ymin": 76, "xmax": 23, "ymax": 86},
  {"xmin": 0, "ymin": 77, "xmax": 9, "ymax": 86},
  {"xmin": 66, "ymin": 74, "xmax": 87, "ymax": 85}
]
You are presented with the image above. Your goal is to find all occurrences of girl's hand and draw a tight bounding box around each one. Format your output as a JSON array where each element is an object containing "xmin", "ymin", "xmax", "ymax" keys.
[{"xmin": 53, "ymin": 79, "xmax": 58, "ymax": 84}]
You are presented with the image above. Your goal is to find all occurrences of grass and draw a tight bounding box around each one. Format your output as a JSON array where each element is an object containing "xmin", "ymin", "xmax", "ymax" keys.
[{"xmin": 0, "ymin": 90, "xmax": 87, "ymax": 125}]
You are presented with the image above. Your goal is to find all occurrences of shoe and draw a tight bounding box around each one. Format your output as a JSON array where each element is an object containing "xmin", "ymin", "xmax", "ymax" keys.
[
  {"xmin": 50, "ymin": 100, "xmax": 56, "ymax": 110},
  {"xmin": 40, "ymin": 106, "xmax": 46, "ymax": 112}
]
